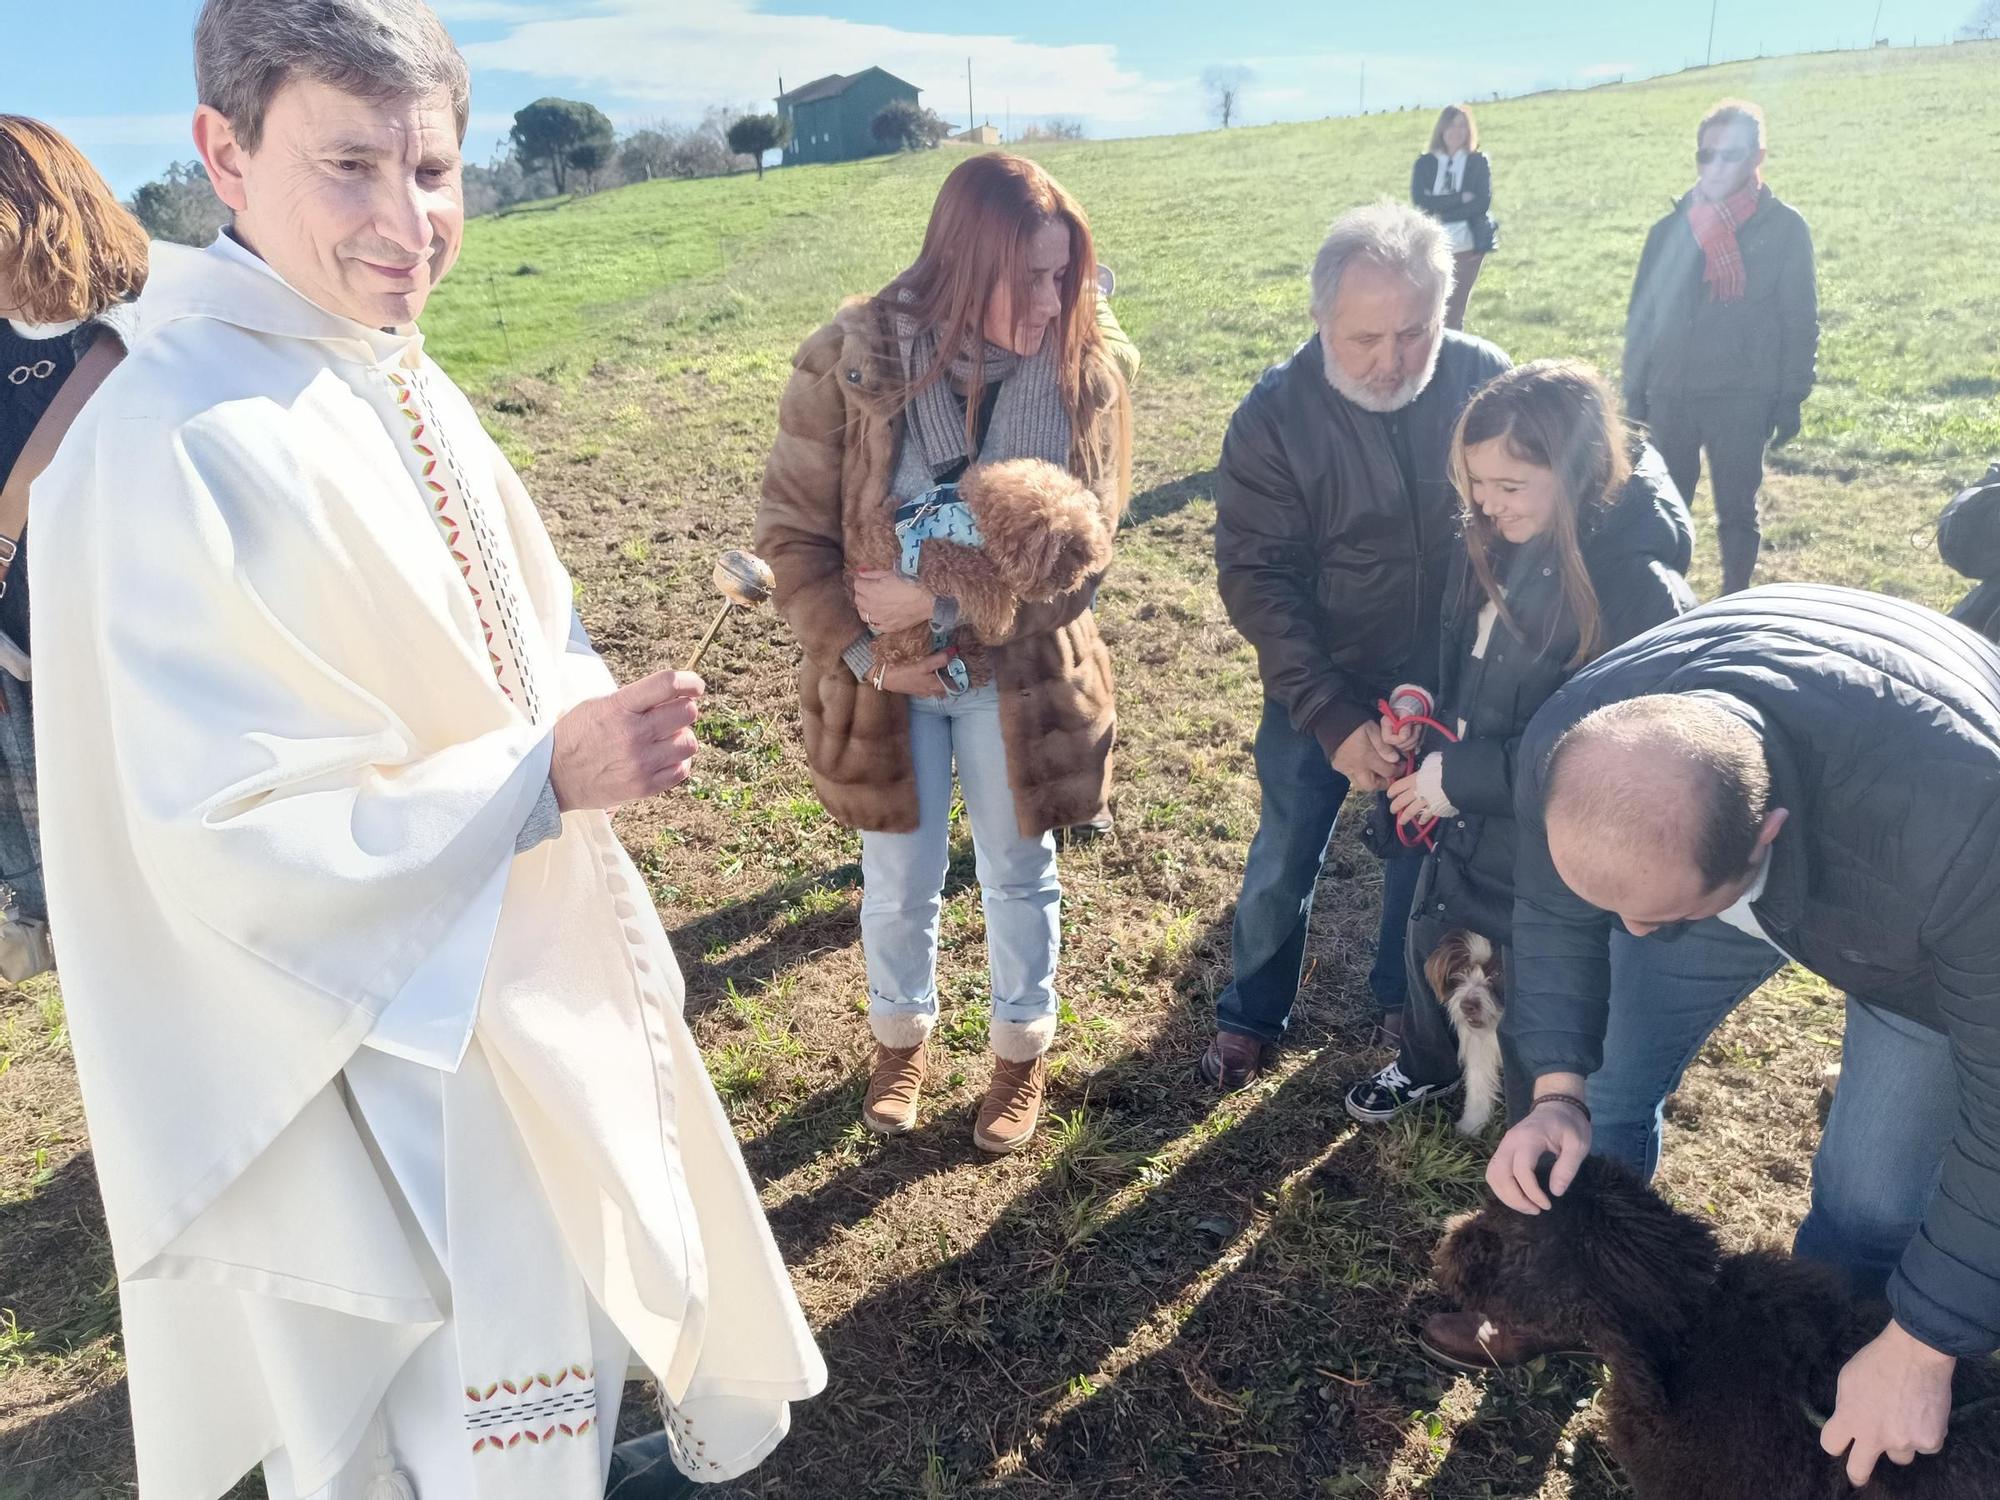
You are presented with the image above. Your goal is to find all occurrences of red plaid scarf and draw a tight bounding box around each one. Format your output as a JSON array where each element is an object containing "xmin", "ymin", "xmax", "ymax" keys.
[{"xmin": 1685, "ymin": 174, "xmax": 1763, "ymax": 303}]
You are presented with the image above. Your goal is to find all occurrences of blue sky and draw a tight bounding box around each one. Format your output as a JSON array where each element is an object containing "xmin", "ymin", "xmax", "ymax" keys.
[{"xmin": 19, "ymin": 0, "xmax": 1979, "ymax": 196}]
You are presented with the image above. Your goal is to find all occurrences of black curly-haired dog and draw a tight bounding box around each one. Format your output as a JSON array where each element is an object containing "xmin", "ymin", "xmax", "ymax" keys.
[{"xmin": 1433, "ymin": 1156, "xmax": 2000, "ymax": 1498}]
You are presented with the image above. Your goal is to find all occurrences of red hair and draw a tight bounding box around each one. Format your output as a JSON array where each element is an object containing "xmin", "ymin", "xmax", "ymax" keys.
[
  {"xmin": 0, "ymin": 116, "xmax": 149, "ymax": 324},
  {"xmin": 878, "ymin": 152, "xmax": 1102, "ymax": 442}
]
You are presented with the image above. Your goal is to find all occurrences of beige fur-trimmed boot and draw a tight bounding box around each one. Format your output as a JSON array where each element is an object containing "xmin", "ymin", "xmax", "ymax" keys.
[
  {"xmin": 975, "ymin": 1015, "xmax": 1056, "ymax": 1154},
  {"xmin": 862, "ymin": 1010, "xmax": 935, "ymax": 1135},
  {"xmin": 863, "ymin": 1043, "xmax": 926, "ymax": 1135}
]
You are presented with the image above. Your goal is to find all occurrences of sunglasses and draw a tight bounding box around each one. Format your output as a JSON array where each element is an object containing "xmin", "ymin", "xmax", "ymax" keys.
[{"xmin": 1697, "ymin": 147, "xmax": 1754, "ymax": 166}]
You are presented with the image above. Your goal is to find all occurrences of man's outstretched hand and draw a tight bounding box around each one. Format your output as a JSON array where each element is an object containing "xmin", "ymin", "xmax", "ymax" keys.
[
  {"xmin": 1820, "ymin": 1320, "xmax": 1955, "ymax": 1487},
  {"xmin": 1487, "ymin": 1076, "xmax": 1592, "ymax": 1213},
  {"xmin": 551, "ymin": 669, "xmax": 705, "ymax": 812}
]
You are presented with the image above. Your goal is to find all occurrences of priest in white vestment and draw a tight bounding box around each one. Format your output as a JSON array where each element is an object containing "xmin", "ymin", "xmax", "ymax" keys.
[{"xmin": 28, "ymin": 3, "xmax": 824, "ymax": 1496}]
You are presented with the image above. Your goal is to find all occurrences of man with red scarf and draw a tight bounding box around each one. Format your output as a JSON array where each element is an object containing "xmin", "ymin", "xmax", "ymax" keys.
[{"xmin": 1623, "ymin": 99, "xmax": 1818, "ymax": 595}]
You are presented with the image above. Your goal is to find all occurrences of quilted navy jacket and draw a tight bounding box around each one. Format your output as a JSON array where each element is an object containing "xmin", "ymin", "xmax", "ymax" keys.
[{"xmin": 1508, "ymin": 584, "xmax": 2000, "ymax": 1358}]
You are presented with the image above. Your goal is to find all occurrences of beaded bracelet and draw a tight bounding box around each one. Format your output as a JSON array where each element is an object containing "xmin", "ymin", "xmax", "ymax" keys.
[{"xmin": 1532, "ymin": 1092, "xmax": 1592, "ymax": 1122}]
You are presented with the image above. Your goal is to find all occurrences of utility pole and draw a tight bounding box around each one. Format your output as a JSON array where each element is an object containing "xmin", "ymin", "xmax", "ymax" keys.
[
  {"xmin": 1871, "ymin": 0, "xmax": 1885, "ymax": 40},
  {"xmin": 967, "ymin": 57, "xmax": 974, "ymax": 134},
  {"xmin": 1706, "ymin": 0, "xmax": 1718, "ymax": 65}
]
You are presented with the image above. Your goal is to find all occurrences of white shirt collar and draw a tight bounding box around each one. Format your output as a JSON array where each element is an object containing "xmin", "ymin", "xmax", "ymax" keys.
[{"xmin": 6, "ymin": 317, "xmax": 82, "ymax": 341}]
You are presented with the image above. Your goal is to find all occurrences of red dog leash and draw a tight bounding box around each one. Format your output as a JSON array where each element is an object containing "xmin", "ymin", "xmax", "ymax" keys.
[{"xmin": 1376, "ymin": 684, "xmax": 1460, "ymax": 851}]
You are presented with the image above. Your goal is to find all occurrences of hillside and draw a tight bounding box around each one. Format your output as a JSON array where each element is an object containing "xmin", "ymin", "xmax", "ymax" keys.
[{"xmin": 3, "ymin": 40, "xmax": 1997, "ymax": 1500}]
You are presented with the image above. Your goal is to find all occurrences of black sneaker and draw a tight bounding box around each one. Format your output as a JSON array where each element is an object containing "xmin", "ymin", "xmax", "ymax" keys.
[{"xmin": 1343, "ymin": 1061, "xmax": 1462, "ymax": 1124}]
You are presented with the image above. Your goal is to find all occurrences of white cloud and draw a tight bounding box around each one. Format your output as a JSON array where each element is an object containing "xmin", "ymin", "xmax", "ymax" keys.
[
  {"xmin": 456, "ymin": 0, "xmax": 1181, "ymax": 131},
  {"xmin": 46, "ymin": 112, "xmax": 193, "ymax": 150},
  {"xmin": 433, "ymin": 1, "xmax": 555, "ymax": 20}
]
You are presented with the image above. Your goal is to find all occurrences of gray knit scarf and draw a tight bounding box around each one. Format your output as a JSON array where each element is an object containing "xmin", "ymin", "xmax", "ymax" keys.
[{"xmin": 891, "ymin": 295, "xmax": 1073, "ymax": 502}]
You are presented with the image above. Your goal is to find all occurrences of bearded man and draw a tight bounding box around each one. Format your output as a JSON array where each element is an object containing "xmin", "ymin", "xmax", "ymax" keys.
[
  {"xmin": 32, "ymin": 2, "xmax": 823, "ymax": 1496},
  {"xmin": 1204, "ymin": 200, "xmax": 1510, "ymax": 1090}
]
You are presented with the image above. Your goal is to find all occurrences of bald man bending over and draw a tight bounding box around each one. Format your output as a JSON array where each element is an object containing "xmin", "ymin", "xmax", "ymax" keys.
[{"xmin": 1456, "ymin": 584, "xmax": 2000, "ymax": 1488}]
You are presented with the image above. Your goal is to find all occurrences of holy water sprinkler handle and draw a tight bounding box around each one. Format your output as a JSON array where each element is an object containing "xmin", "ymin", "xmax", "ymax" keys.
[{"xmin": 683, "ymin": 549, "xmax": 775, "ymax": 671}]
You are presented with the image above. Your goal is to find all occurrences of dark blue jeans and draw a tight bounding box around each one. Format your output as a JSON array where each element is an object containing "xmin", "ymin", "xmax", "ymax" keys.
[
  {"xmin": 1216, "ymin": 698, "xmax": 1421, "ymax": 1045},
  {"xmin": 1593, "ymin": 917, "xmax": 1959, "ymax": 1302},
  {"xmin": 0, "ymin": 670, "xmax": 42, "ymax": 922}
]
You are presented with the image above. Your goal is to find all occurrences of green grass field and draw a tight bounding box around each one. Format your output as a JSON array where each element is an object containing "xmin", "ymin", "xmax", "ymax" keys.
[{"xmin": 3, "ymin": 39, "xmax": 1997, "ymax": 1500}]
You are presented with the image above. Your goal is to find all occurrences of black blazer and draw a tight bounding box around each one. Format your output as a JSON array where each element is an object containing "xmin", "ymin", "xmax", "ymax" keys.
[
  {"xmin": 1411, "ymin": 151, "xmax": 1498, "ymax": 253},
  {"xmin": 1213, "ymin": 330, "xmax": 1512, "ymax": 750}
]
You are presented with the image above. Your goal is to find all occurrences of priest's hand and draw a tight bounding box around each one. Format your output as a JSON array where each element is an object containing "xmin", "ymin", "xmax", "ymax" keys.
[{"xmin": 551, "ymin": 669, "xmax": 705, "ymax": 811}]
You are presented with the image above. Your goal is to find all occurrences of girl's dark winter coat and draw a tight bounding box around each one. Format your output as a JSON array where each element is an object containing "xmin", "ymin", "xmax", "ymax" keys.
[{"xmin": 1421, "ymin": 443, "xmax": 1695, "ymax": 942}]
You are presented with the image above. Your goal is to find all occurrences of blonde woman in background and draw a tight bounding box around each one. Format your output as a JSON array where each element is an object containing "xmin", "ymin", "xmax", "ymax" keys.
[{"xmin": 1410, "ymin": 104, "xmax": 1498, "ymax": 331}]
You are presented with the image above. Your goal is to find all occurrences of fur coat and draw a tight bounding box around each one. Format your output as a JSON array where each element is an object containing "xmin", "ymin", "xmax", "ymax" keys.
[{"xmin": 755, "ymin": 298, "xmax": 1131, "ymax": 836}]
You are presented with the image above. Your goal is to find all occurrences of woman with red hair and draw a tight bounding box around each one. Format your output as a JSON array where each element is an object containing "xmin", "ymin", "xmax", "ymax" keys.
[
  {"xmin": 756, "ymin": 152, "xmax": 1130, "ymax": 1152},
  {"xmin": 0, "ymin": 115, "xmax": 147, "ymax": 975}
]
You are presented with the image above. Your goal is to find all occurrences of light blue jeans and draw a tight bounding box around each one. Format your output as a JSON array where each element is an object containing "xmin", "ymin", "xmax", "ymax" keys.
[
  {"xmin": 1594, "ymin": 918, "xmax": 1959, "ymax": 1300},
  {"xmin": 860, "ymin": 683, "xmax": 1061, "ymax": 1049}
]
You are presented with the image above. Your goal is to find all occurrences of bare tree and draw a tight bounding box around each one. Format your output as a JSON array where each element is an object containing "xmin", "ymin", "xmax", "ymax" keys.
[
  {"xmin": 1017, "ymin": 118, "xmax": 1086, "ymax": 142},
  {"xmin": 618, "ymin": 125, "xmax": 678, "ymax": 182},
  {"xmin": 1202, "ymin": 65, "xmax": 1252, "ymax": 128},
  {"xmin": 1961, "ymin": 0, "xmax": 2000, "ymax": 39}
]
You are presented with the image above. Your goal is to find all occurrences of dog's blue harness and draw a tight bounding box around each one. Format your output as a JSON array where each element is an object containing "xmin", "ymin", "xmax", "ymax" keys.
[{"xmin": 887, "ymin": 484, "xmax": 983, "ymax": 695}]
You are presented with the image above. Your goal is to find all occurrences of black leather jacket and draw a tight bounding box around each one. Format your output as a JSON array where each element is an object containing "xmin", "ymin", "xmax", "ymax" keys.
[{"xmin": 1214, "ymin": 331, "xmax": 1511, "ymax": 751}]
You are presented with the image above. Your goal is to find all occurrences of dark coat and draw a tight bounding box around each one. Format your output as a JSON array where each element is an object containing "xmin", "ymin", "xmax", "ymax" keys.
[
  {"xmin": 1214, "ymin": 331, "xmax": 1511, "ymax": 752},
  {"xmin": 1941, "ymin": 461, "xmax": 2000, "ymax": 644},
  {"xmin": 0, "ymin": 320, "xmax": 89, "ymax": 654},
  {"xmin": 1410, "ymin": 151, "xmax": 1499, "ymax": 253},
  {"xmin": 1622, "ymin": 186, "xmax": 1818, "ymax": 411},
  {"xmin": 1420, "ymin": 445, "xmax": 1694, "ymax": 941},
  {"xmin": 1508, "ymin": 584, "xmax": 2000, "ymax": 1359}
]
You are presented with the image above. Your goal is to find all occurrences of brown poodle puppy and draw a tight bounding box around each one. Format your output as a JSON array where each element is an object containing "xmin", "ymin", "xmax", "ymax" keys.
[
  {"xmin": 1434, "ymin": 1156, "xmax": 2000, "ymax": 1498},
  {"xmin": 865, "ymin": 457, "xmax": 1115, "ymax": 668}
]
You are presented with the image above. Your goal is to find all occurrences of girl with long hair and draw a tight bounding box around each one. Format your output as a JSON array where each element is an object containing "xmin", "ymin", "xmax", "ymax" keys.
[
  {"xmin": 1342, "ymin": 360, "xmax": 1693, "ymax": 1133},
  {"xmin": 1411, "ymin": 104, "xmax": 1498, "ymax": 331},
  {"xmin": 0, "ymin": 115, "xmax": 147, "ymax": 973},
  {"xmin": 755, "ymin": 153, "xmax": 1130, "ymax": 1152}
]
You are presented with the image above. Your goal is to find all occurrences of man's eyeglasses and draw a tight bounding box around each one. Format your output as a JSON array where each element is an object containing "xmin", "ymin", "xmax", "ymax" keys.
[{"xmin": 1697, "ymin": 147, "xmax": 1754, "ymax": 166}]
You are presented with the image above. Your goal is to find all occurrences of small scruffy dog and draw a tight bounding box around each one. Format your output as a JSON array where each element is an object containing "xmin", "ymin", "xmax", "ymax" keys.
[
  {"xmin": 863, "ymin": 457, "xmax": 1115, "ymax": 671},
  {"xmin": 1433, "ymin": 1156, "xmax": 2000, "ymax": 1498},
  {"xmin": 1425, "ymin": 930, "xmax": 1504, "ymax": 1135}
]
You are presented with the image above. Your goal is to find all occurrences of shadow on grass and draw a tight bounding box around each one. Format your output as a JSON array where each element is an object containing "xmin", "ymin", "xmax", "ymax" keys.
[
  {"xmin": 673, "ymin": 848, "xmax": 984, "ymax": 1017},
  {"xmin": 738, "ymin": 1035, "xmax": 1423, "ymax": 1495},
  {"xmin": 1127, "ymin": 469, "xmax": 1217, "ymax": 528},
  {"xmin": 1416, "ymin": 1357, "xmax": 1611, "ymax": 1498}
]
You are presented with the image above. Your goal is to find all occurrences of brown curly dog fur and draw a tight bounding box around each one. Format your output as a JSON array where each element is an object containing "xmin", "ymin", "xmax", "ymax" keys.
[
  {"xmin": 866, "ymin": 457, "xmax": 1114, "ymax": 668},
  {"xmin": 1433, "ymin": 1156, "xmax": 2000, "ymax": 1498}
]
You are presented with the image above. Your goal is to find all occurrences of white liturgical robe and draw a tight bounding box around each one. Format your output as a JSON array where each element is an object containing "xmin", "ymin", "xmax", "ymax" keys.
[{"xmin": 30, "ymin": 237, "xmax": 825, "ymax": 1500}]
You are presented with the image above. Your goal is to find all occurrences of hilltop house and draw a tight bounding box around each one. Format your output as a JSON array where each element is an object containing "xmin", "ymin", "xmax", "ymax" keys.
[{"xmin": 777, "ymin": 68, "xmax": 922, "ymax": 165}]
